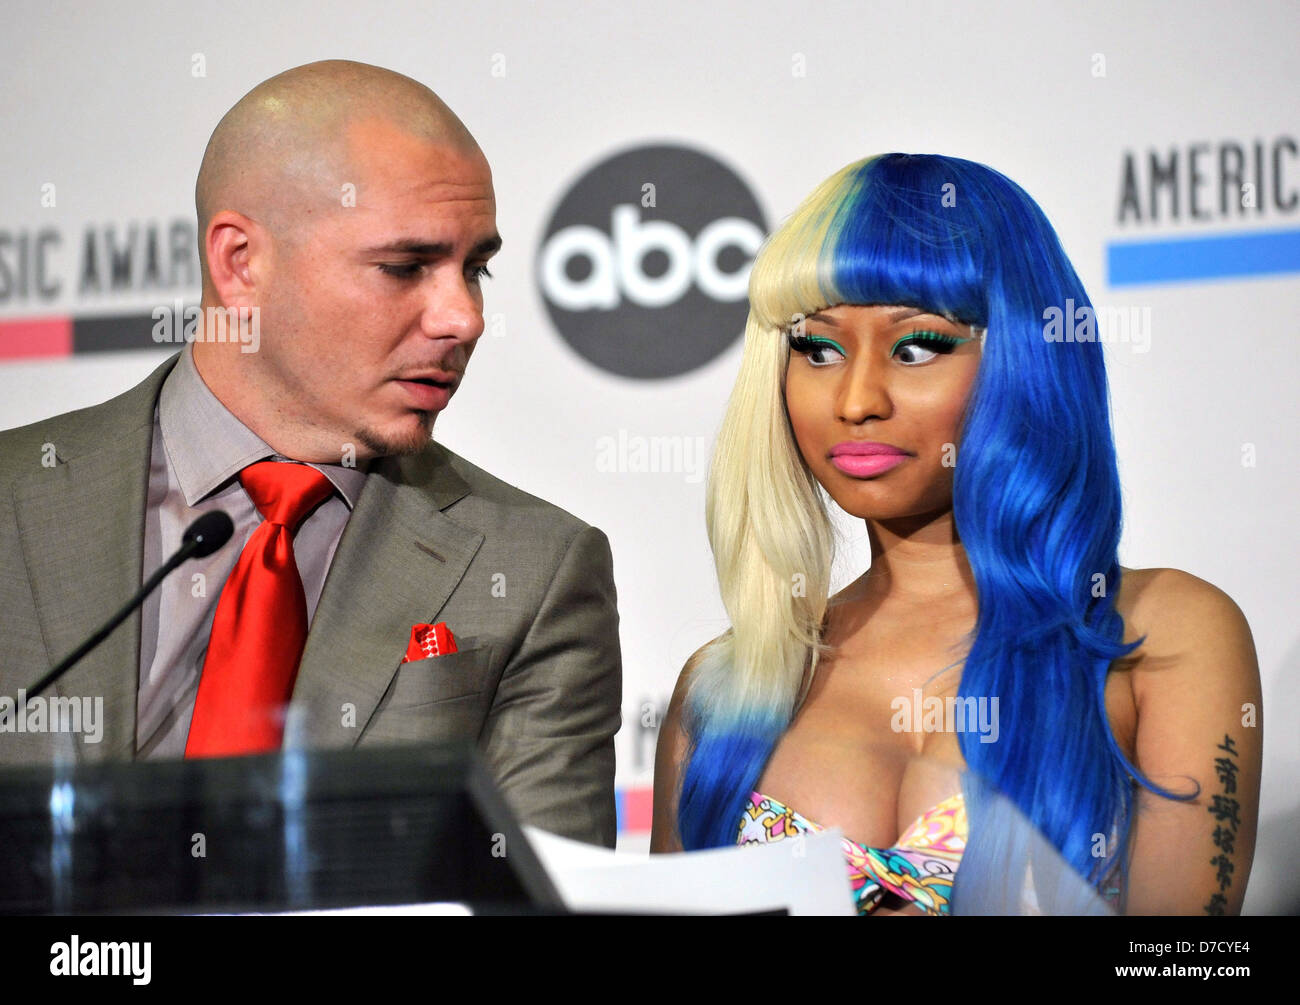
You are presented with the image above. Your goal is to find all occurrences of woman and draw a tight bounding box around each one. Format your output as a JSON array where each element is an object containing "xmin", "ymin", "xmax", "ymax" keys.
[{"xmin": 650, "ymin": 153, "xmax": 1262, "ymax": 916}]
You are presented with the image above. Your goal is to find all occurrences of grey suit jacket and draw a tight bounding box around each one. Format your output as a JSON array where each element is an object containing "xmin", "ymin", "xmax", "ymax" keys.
[{"xmin": 0, "ymin": 353, "xmax": 622, "ymax": 847}]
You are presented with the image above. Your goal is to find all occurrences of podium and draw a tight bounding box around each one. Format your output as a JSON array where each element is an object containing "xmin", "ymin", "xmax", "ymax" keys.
[{"xmin": 0, "ymin": 742, "xmax": 564, "ymax": 915}]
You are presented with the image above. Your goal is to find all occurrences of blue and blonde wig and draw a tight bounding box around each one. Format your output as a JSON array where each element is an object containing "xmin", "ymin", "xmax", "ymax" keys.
[{"xmin": 677, "ymin": 153, "xmax": 1193, "ymax": 913}]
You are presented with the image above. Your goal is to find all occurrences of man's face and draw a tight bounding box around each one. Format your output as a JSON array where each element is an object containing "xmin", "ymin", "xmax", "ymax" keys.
[{"xmin": 256, "ymin": 118, "xmax": 500, "ymax": 461}]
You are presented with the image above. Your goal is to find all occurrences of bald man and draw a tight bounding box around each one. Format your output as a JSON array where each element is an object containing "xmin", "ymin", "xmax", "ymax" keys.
[{"xmin": 0, "ymin": 61, "xmax": 622, "ymax": 848}]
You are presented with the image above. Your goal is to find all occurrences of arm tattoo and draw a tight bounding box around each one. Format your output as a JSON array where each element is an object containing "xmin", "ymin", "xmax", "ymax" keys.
[{"xmin": 1204, "ymin": 733, "xmax": 1240, "ymax": 916}]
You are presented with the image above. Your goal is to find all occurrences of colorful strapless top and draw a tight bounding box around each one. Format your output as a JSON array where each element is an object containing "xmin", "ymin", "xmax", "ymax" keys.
[{"xmin": 737, "ymin": 790, "xmax": 967, "ymax": 915}]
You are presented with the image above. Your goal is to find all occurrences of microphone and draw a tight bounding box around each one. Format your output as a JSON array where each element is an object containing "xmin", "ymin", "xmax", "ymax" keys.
[
  {"xmin": 182, "ymin": 510, "xmax": 235, "ymax": 558},
  {"xmin": 26, "ymin": 511, "xmax": 235, "ymax": 701}
]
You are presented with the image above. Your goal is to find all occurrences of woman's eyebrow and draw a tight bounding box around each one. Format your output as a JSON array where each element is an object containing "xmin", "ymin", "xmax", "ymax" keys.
[
  {"xmin": 805, "ymin": 307, "xmax": 950, "ymax": 327},
  {"xmin": 886, "ymin": 306, "xmax": 929, "ymax": 323}
]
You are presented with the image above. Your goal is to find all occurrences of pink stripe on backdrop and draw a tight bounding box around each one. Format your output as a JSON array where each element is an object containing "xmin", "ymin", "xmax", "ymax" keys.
[
  {"xmin": 0, "ymin": 316, "xmax": 73, "ymax": 360},
  {"xmin": 623, "ymin": 785, "xmax": 654, "ymax": 832}
]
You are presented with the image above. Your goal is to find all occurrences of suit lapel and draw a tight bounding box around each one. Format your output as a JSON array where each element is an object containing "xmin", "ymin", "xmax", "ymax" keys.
[
  {"xmin": 15, "ymin": 356, "xmax": 179, "ymax": 761},
  {"xmin": 288, "ymin": 443, "xmax": 483, "ymax": 750},
  {"xmin": 12, "ymin": 359, "xmax": 478, "ymax": 759}
]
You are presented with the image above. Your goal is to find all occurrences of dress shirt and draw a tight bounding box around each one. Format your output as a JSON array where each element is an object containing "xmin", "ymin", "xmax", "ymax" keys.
[{"xmin": 136, "ymin": 344, "xmax": 369, "ymax": 757}]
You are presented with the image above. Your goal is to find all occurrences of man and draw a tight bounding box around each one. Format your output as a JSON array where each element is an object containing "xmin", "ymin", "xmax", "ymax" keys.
[{"xmin": 0, "ymin": 61, "xmax": 622, "ymax": 847}]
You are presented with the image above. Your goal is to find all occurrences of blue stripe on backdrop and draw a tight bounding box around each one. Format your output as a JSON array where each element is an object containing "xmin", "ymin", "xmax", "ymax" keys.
[{"xmin": 1107, "ymin": 227, "xmax": 1300, "ymax": 285}]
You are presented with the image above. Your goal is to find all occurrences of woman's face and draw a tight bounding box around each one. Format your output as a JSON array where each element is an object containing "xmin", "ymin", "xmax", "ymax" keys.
[{"xmin": 783, "ymin": 303, "xmax": 982, "ymax": 522}]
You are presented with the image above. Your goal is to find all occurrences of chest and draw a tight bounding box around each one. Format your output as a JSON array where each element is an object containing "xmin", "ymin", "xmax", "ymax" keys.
[{"xmin": 754, "ymin": 628, "xmax": 1139, "ymax": 849}]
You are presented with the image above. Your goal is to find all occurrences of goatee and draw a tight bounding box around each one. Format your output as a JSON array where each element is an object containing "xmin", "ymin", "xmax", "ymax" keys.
[{"xmin": 354, "ymin": 413, "xmax": 434, "ymax": 458}]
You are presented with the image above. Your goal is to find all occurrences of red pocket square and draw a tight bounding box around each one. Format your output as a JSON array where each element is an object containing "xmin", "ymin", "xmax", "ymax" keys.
[{"xmin": 401, "ymin": 622, "xmax": 458, "ymax": 662}]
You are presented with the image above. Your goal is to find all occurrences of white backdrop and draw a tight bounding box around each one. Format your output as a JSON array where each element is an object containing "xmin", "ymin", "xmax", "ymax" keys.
[{"xmin": 1, "ymin": 0, "xmax": 1296, "ymax": 914}]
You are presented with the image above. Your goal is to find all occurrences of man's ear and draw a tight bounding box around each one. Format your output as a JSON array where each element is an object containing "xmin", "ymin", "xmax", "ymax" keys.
[{"xmin": 205, "ymin": 210, "xmax": 268, "ymax": 307}]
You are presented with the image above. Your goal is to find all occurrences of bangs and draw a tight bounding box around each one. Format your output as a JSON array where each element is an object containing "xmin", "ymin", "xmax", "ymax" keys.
[{"xmin": 749, "ymin": 155, "xmax": 990, "ymax": 332}]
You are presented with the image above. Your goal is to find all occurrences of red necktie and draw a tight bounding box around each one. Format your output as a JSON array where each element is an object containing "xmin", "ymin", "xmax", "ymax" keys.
[{"xmin": 185, "ymin": 461, "xmax": 336, "ymax": 758}]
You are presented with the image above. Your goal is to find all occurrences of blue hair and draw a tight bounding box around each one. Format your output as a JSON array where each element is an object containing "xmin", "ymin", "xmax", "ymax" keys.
[{"xmin": 678, "ymin": 153, "xmax": 1197, "ymax": 913}]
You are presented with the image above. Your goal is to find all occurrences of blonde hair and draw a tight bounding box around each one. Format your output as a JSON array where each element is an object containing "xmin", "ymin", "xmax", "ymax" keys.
[{"xmin": 685, "ymin": 159, "xmax": 880, "ymax": 729}]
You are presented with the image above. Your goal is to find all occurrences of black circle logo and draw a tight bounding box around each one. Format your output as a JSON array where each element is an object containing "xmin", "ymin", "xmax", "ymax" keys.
[{"xmin": 537, "ymin": 144, "xmax": 766, "ymax": 379}]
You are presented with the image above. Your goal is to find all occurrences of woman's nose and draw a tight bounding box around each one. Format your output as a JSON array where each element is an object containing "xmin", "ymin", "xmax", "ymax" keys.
[{"xmin": 835, "ymin": 360, "xmax": 892, "ymax": 423}]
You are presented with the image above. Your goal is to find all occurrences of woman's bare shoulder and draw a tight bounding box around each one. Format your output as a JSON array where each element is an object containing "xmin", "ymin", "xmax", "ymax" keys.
[
  {"xmin": 660, "ymin": 631, "xmax": 731, "ymax": 742},
  {"xmin": 1111, "ymin": 568, "xmax": 1262, "ymax": 914},
  {"xmin": 1116, "ymin": 566, "xmax": 1252, "ymax": 649},
  {"xmin": 670, "ymin": 633, "xmax": 724, "ymax": 702},
  {"xmin": 1114, "ymin": 565, "xmax": 1257, "ymax": 704},
  {"xmin": 650, "ymin": 632, "xmax": 728, "ymax": 853}
]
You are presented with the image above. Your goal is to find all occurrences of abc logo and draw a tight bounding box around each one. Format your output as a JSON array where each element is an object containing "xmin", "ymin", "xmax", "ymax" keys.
[{"xmin": 537, "ymin": 144, "xmax": 766, "ymax": 379}]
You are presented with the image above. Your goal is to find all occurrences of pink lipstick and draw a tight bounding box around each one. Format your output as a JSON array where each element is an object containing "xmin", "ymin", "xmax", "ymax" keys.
[{"xmin": 828, "ymin": 441, "xmax": 910, "ymax": 478}]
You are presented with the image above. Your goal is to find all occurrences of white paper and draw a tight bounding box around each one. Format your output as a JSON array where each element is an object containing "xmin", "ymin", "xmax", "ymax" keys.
[{"xmin": 523, "ymin": 825, "xmax": 857, "ymax": 916}]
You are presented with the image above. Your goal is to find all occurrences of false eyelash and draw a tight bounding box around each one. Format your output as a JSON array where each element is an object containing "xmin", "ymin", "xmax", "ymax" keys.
[
  {"xmin": 900, "ymin": 330, "xmax": 963, "ymax": 346},
  {"xmin": 786, "ymin": 333, "xmax": 824, "ymax": 353},
  {"xmin": 891, "ymin": 330, "xmax": 968, "ymax": 355}
]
